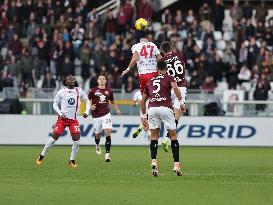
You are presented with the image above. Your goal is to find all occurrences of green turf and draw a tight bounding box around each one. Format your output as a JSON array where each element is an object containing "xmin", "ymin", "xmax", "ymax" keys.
[{"xmin": 0, "ymin": 146, "xmax": 273, "ymax": 205}]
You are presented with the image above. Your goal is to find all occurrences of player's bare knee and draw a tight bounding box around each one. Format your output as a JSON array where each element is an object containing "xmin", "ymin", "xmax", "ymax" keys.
[
  {"xmin": 167, "ymin": 130, "xmax": 177, "ymax": 140},
  {"xmin": 150, "ymin": 129, "xmax": 159, "ymax": 140},
  {"xmin": 104, "ymin": 129, "xmax": 112, "ymax": 137},
  {"xmin": 95, "ymin": 133, "xmax": 101, "ymax": 138}
]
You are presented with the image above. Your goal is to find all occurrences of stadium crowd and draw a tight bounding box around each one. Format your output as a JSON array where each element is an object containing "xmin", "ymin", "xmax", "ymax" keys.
[{"xmin": 0, "ymin": 0, "xmax": 272, "ymax": 101}]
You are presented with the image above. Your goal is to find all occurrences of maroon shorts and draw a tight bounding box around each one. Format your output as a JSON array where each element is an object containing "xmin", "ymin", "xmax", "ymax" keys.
[
  {"xmin": 139, "ymin": 72, "xmax": 158, "ymax": 94},
  {"xmin": 53, "ymin": 117, "xmax": 80, "ymax": 136}
]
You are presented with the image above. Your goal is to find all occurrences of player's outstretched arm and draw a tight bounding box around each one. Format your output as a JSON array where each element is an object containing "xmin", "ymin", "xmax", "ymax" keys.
[
  {"xmin": 171, "ymin": 82, "xmax": 186, "ymax": 113},
  {"xmin": 121, "ymin": 52, "xmax": 139, "ymax": 77}
]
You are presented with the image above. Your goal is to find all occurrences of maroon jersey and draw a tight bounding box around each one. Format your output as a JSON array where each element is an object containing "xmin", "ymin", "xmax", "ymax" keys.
[
  {"xmin": 144, "ymin": 73, "xmax": 175, "ymax": 109},
  {"xmin": 88, "ymin": 87, "xmax": 114, "ymax": 118},
  {"xmin": 163, "ymin": 52, "xmax": 187, "ymax": 87}
]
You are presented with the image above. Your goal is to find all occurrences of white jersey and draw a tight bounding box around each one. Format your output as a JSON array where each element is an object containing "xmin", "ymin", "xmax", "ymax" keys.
[
  {"xmin": 53, "ymin": 87, "xmax": 90, "ymax": 120},
  {"xmin": 131, "ymin": 42, "xmax": 160, "ymax": 74}
]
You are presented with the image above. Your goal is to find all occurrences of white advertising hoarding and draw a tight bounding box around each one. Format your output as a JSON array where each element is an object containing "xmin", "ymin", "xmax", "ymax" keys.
[{"xmin": 0, "ymin": 115, "xmax": 273, "ymax": 146}]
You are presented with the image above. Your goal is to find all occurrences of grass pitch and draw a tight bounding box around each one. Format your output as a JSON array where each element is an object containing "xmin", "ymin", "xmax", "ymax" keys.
[{"xmin": 0, "ymin": 146, "xmax": 273, "ymax": 205}]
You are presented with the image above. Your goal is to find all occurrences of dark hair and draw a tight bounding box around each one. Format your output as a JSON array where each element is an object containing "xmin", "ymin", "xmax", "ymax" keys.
[
  {"xmin": 62, "ymin": 75, "xmax": 78, "ymax": 87},
  {"xmin": 98, "ymin": 73, "xmax": 107, "ymax": 79},
  {"xmin": 157, "ymin": 60, "xmax": 167, "ymax": 71},
  {"xmin": 160, "ymin": 41, "xmax": 172, "ymax": 54}
]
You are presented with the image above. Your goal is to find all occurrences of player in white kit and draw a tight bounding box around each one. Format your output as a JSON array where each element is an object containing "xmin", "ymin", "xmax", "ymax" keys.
[
  {"xmin": 36, "ymin": 75, "xmax": 90, "ymax": 168},
  {"xmin": 121, "ymin": 38, "xmax": 162, "ymax": 138}
]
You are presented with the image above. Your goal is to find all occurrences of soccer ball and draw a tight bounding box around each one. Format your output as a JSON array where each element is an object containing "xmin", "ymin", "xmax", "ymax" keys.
[{"xmin": 135, "ymin": 18, "xmax": 149, "ymax": 31}]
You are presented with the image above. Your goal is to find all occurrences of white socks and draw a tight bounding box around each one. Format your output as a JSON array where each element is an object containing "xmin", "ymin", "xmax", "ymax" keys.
[
  {"xmin": 41, "ymin": 137, "xmax": 56, "ymax": 156},
  {"xmin": 70, "ymin": 140, "xmax": 80, "ymax": 161}
]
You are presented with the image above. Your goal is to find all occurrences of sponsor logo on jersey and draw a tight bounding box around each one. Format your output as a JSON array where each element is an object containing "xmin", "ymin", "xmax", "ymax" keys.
[{"xmin": 68, "ymin": 98, "xmax": 75, "ymax": 105}]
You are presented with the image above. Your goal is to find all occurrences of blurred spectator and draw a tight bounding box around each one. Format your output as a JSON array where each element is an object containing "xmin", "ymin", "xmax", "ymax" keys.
[
  {"xmin": 212, "ymin": 0, "xmax": 225, "ymax": 32},
  {"xmin": 6, "ymin": 55, "xmax": 20, "ymax": 87},
  {"xmin": 186, "ymin": 10, "xmax": 195, "ymax": 25},
  {"xmin": 42, "ymin": 72, "xmax": 56, "ymax": 89},
  {"xmin": 125, "ymin": 76, "xmax": 137, "ymax": 92},
  {"xmin": 70, "ymin": 23, "xmax": 85, "ymax": 55},
  {"xmin": 189, "ymin": 70, "xmax": 200, "ymax": 89},
  {"xmin": 61, "ymin": 56, "xmax": 74, "ymax": 79},
  {"xmin": 230, "ymin": 1, "xmax": 243, "ymax": 22},
  {"xmin": 199, "ymin": 3, "xmax": 211, "ymax": 22},
  {"xmin": 202, "ymin": 76, "xmax": 216, "ymax": 93},
  {"xmin": 89, "ymin": 70, "xmax": 98, "ymax": 89},
  {"xmin": 253, "ymin": 74, "xmax": 271, "ymax": 111},
  {"xmin": 162, "ymin": 9, "xmax": 172, "ymax": 25},
  {"xmin": 137, "ymin": 0, "xmax": 153, "ymax": 21},
  {"xmin": 123, "ymin": 0, "xmax": 134, "ymax": 26},
  {"xmin": 79, "ymin": 40, "xmax": 91, "ymax": 87},
  {"xmin": 239, "ymin": 41, "xmax": 248, "ymax": 65},
  {"xmin": 255, "ymin": 1, "xmax": 268, "ymax": 23},
  {"xmin": 247, "ymin": 37, "xmax": 258, "ymax": 69},
  {"xmin": 20, "ymin": 48, "xmax": 34, "ymax": 87},
  {"xmin": 104, "ymin": 10, "xmax": 117, "ymax": 46},
  {"xmin": 244, "ymin": 19, "xmax": 256, "ymax": 40},
  {"xmin": 0, "ymin": 11, "xmax": 9, "ymax": 31},
  {"xmin": 238, "ymin": 64, "xmax": 251, "ymax": 85},
  {"xmin": 222, "ymin": 46, "xmax": 236, "ymax": 66},
  {"xmin": 8, "ymin": 34, "xmax": 22, "ymax": 57},
  {"xmin": 226, "ymin": 64, "xmax": 238, "ymax": 89},
  {"xmin": 242, "ymin": 1, "xmax": 253, "ymax": 20},
  {"xmin": 250, "ymin": 64, "xmax": 260, "ymax": 85}
]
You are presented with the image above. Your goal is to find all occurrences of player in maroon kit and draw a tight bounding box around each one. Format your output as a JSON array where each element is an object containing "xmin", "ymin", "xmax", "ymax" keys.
[
  {"xmin": 140, "ymin": 60, "xmax": 184, "ymax": 177},
  {"xmin": 88, "ymin": 74, "xmax": 121, "ymax": 162},
  {"xmin": 160, "ymin": 41, "xmax": 187, "ymax": 152}
]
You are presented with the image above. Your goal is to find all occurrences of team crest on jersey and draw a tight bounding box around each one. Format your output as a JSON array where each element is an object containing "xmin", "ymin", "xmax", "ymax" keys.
[
  {"xmin": 95, "ymin": 91, "xmax": 106, "ymax": 102},
  {"xmin": 155, "ymin": 93, "xmax": 160, "ymax": 98},
  {"xmin": 68, "ymin": 98, "xmax": 75, "ymax": 105}
]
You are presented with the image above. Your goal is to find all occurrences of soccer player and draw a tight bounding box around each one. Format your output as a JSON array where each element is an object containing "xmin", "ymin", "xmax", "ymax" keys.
[
  {"xmin": 121, "ymin": 37, "xmax": 162, "ymax": 137},
  {"xmin": 160, "ymin": 41, "xmax": 187, "ymax": 152},
  {"xmin": 140, "ymin": 60, "xmax": 184, "ymax": 177},
  {"xmin": 88, "ymin": 74, "xmax": 121, "ymax": 162},
  {"xmin": 36, "ymin": 75, "xmax": 90, "ymax": 168}
]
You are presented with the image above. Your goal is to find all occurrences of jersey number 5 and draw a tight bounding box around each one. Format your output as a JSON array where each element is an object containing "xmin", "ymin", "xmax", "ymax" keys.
[
  {"xmin": 152, "ymin": 79, "xmax": 161, "ymax": 93},
  {"xmin": 140, "ymin": 45, "xmax": 154, "ymax": 59}
]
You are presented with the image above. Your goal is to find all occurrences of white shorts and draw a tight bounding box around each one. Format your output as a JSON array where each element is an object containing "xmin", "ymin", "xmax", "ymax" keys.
[
  {"xmin": 148, "ymin": 107, "xmax": 176, "ymax": 130},
  {"xmin": 171, "ymin": 87, "xmax": 187, "ymax": 109},
  {"xmin": 93, "ymin": 113, "xmax": 112, "ymax": 134}
]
